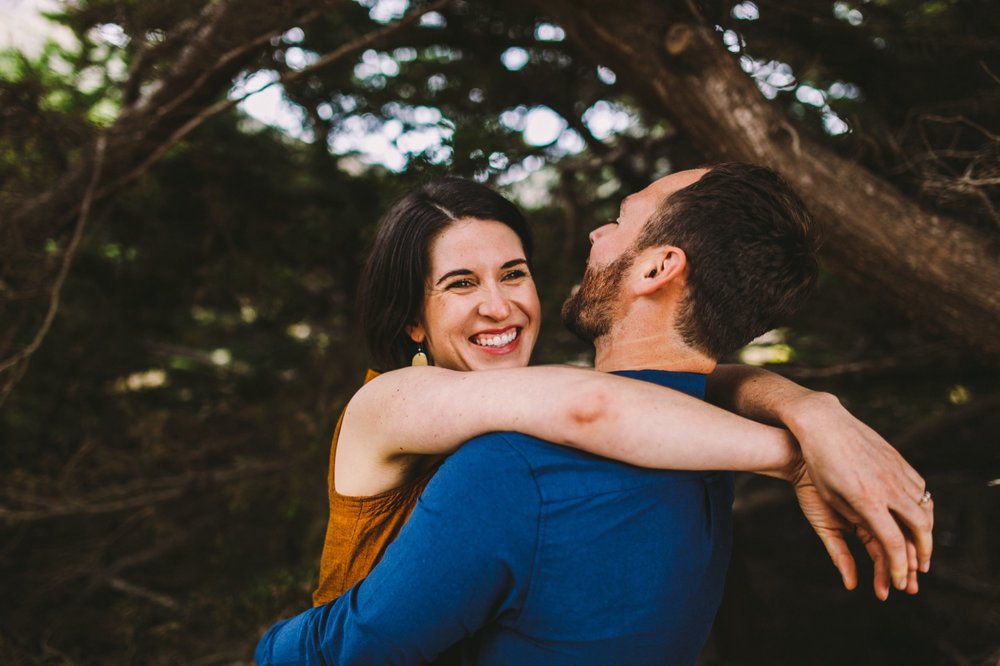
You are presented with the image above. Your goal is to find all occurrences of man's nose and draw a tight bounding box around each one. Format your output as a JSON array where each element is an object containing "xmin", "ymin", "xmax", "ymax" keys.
[
  {"xmin": 589, "ymin": 222, "xmax": 614, "ymax": 245},
  {"xmin": 479, "ymin": 284, "xmax": 512, "ymax": 320}
]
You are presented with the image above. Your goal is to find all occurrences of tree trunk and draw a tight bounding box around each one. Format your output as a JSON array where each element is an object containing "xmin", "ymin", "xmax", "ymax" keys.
[{"xmin": 525, "ymin": 0, "xmax": 1000, "ymax": 358}]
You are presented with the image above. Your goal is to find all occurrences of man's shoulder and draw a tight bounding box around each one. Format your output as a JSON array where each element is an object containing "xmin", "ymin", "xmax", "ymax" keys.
[
  {"xmin": 451, "ymin": 431, "xmax": 729, "ymax": 504},
  {"xmin": 434, "ymin": 432, "xmax": 604, "ymax": 499},
  {"xmin": 433, "ymin": 432, "xmax": 541, "ymax": 482},
  {"xmin": 453, "ymin": 431, "xmax": 593, "ymax": 467}
]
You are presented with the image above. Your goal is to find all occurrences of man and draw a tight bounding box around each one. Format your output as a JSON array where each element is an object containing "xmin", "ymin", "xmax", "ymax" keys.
[{"xmin": 257, "ymin": 163, "xmax": 933, "ymax": 665}]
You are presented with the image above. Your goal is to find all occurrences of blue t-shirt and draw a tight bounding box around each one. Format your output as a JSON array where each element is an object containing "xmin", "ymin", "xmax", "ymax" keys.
[{"xmin": 256, "ymin": 370, "xmax": 735, "ymax": 665}]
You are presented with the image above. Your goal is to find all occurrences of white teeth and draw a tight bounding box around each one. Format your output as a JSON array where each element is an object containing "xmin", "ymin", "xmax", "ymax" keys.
[{"xmin": 474, "ymin": 329, "xmax": 518, "ymax": 348}]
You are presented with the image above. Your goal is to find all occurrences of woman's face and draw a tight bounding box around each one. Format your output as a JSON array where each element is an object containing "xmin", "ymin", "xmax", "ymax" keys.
[{"xmin": 408, "ymin": 218, "xmax": 541, "ymax": 371}]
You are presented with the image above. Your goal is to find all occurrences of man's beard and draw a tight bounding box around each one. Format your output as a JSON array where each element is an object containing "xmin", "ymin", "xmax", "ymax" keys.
[{"xmin": 561, "ymin": 250, "xmax": 635, "ymax": 342}]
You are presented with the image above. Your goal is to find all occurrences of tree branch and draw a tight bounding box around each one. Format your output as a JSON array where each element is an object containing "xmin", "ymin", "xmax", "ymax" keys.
[
  {"xmin": 98, "ymin": 0, "xmax": 454, "ymax": 212},
  {"xmin": 524, "ymin": 0, "xmax": 1000, "ymax": 357},
  {"xmin": 893, "ymin": 391, "xmax": 1000, "ymax": 452},
  {"xmin": 107, "ymin": 576, "xmax": 179, "ymax": 609},
  {"xmin": 0, "ymin": 459, "xmax": 284, "ymax": 523},
  {"xmin": 766, "ymin": 343, "xmax": 958, "ymax": 380},
  {"xmin": 0, "ymin": 134, "xmax": 107, "ymax": 401},
  {"xmin": 0, "ymin": 0, "xmax": 453, "ymax": 401}
]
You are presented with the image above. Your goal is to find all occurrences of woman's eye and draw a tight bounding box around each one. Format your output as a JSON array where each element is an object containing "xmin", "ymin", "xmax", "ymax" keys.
[
  {"xmin": 446, "ymin": 279, "xmax": 475, "ymax": 290},
  {"xmin": 502, "ymin": 269, "xmax": 528, "ymax": 281}
]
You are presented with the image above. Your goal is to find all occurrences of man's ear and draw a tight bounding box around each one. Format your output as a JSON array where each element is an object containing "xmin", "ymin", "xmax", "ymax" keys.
[{"xmin": 632, "ymin": 245, "xmax": 687, "ymax": 297}]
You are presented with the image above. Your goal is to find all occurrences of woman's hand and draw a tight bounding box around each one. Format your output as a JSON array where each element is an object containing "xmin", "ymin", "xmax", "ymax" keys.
[
  {"xmin": 788, "ymin": 466, "xmax": 920, "ymax": 600},
  {"xmin": 707, "ymin": 364, "xmax": 933, "ymax": 594},
  {"xmin": 782, "ymin": 391, "xmax": 932, "ymax": 593}
]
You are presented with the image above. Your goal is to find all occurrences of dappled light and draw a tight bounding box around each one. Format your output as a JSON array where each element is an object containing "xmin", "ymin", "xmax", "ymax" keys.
[{"xmin": 738, "ymin": 329, "xmax": 794, "ymax": 366}]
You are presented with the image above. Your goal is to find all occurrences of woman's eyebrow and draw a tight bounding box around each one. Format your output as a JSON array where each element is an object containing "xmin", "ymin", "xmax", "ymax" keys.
[
  {"xmin": 434, "ymin": 258, "xmax": 527, "ymax": 286},
  {"xmin": 435, "ymin": 268, "xmax": 473, "ymax": 286}
]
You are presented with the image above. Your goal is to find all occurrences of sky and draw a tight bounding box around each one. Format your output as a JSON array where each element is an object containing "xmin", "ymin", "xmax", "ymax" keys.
[{"xmin": 0, "ymin": 0, "xmax": 75, "ymax": 55}]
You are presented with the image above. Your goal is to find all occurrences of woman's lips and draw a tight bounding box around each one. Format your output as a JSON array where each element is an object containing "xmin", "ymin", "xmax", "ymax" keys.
[{"xmin": 470, "ymin": 327, "xmax": 521, "ymax": 354}]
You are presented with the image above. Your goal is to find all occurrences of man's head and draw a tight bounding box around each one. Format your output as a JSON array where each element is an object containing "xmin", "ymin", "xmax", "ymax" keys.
[{"xmin": 562, "ymin": 163, "xmax": 819, "ymax": 361}]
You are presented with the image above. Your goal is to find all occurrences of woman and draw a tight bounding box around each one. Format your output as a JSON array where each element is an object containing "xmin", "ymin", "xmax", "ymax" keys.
[{"xmin": 313, "ymin": 177, "xmax": 919, "ymax": 605}]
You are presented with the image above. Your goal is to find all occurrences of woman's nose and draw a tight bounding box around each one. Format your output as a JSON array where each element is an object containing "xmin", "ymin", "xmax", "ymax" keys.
[{"xmin": 479, "ymin": 285, "xmax": 512, "ymax": 320}]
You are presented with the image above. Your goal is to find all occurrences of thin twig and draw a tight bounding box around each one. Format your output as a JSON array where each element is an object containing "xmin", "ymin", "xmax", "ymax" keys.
[
  {"xmin": 982, "ymin": 60, "xmax": 1000, "ymax": 87},
  {"xmin": 920, "ymin": 114, "xmax": 998, "ymax": 142},
  {"xmin": 769, "ymin": 343, "xmax": 955, "ymax": 380},
  {"xmin": 893, "ymin": 392, "xmax": 1000, "ymax": 451},
  {"xmin": 0, "ymin": 459, "xmax": 284, "ymax": 522},
  {"xmin": 130, "ymin": 4, "xmax": 324, "ymax": 121},
  {"xmin": 107, "ymin": 576, "xmax": 178, "ymax": 609},
  {"xmin": 0, "ymin": 134, "xmax": 108, "ymax": 402}
]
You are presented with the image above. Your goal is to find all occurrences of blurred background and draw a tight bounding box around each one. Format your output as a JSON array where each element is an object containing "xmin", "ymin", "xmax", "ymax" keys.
[{"xmin": 0, "ymin": 0, "xmax": 997, "ymax": 663}]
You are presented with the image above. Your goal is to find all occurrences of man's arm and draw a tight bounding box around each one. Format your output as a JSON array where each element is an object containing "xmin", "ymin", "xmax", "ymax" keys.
[
  {"xmin": 257, "ymin": 436, "xmax": 539, "ymax": 665},
  {"xmin": 707, "ymin": 364, "xmax": 933, "ymax": 599}
]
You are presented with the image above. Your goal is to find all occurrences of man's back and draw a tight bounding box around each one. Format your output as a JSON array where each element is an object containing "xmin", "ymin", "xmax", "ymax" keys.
[
  {"xmin": 255, "ymin": 370, "xmax": 734, "ymax": 666},
  {"xmin": 446, "ymin": 426, "xmax": 733, "ymax": 665}
]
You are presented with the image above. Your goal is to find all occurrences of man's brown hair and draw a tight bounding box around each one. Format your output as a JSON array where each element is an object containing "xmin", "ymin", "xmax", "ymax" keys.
[{"xmin": 635, "ymin": 162, "xmax": 820, "ymax": 359}]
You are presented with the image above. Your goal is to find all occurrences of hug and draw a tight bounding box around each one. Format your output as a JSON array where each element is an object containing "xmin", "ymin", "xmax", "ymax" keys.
[{"xmin": 257, "ymin": 163, "xmax": 933, "ymax": 665}]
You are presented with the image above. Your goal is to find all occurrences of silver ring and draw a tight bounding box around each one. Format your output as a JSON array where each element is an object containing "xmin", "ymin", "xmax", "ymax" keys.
[{"xmin": 918, "ymin": 490, "xmax": 932, "ymax": 505}]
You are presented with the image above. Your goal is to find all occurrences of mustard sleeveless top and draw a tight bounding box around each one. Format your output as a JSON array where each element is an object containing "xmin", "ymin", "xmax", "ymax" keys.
[{"xmin": 312, "ymin": 369, "xmax": 441, "ymax": 605}]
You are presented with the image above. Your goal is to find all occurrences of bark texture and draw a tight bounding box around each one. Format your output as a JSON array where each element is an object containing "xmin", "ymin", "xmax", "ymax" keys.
[{"xmin": 526, "ymin": 0, "xmax": 1000, "ymax": 357}]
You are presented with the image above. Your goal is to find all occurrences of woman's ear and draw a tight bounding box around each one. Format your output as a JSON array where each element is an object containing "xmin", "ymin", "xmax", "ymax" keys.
[
  {"xmin": 633, "ymin": 246, "xmax": 687, "ymax": 297},
  {"xmin": 404, "ymin": 322, "xmax": 426, "ymax": 345}
]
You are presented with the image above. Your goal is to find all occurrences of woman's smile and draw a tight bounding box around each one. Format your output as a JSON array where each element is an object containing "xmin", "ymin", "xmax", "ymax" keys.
[
  {"xmin": 470, "ymin": 326, "xmax": 522, "ymax": 352},
  {"xmin": 407, "ymin": 218, "xmax": 541, "ymax": 372}
]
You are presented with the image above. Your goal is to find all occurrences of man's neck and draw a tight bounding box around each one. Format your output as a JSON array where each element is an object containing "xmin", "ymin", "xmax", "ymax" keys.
[{"xmin": 592, "ymin": 326, "xmax": 716, "ymax": 375}]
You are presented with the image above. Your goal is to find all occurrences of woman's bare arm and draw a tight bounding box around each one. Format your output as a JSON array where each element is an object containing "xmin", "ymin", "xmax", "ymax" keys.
[{"xmin": 334, "ymin": 365, "xmax": 798, "ymax": 496}]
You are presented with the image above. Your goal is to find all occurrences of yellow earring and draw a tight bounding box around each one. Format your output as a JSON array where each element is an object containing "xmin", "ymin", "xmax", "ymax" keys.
[{"xmin": 411, "ymin": 343, "xmax": 428, "ymax": 367}]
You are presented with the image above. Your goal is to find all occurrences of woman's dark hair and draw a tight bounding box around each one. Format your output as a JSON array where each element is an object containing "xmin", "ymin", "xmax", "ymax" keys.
[{"xmin": 358, "ymin": 178, "xmax": 533, "ymax": 371}]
